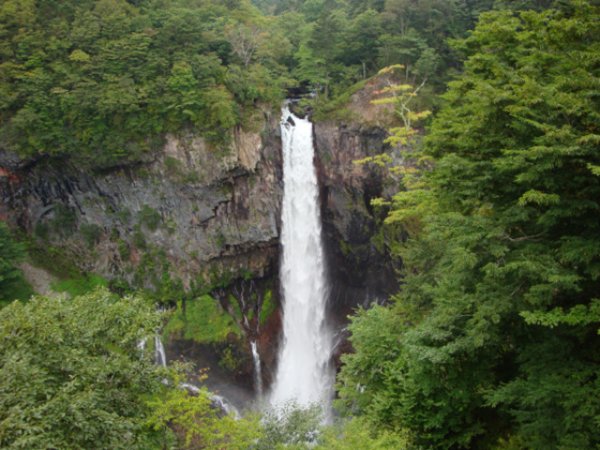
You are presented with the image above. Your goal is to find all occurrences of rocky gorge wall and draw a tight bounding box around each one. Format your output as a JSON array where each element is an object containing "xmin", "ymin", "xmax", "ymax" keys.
[
  {"xmin": 0, "ymin": 88, "xmax": 401, "ymax": 399},
  {"xmin": 316, "ymin": 122, "xmax": 399, "ymax": 314},
  {"xmin": 314, "ymin": 73, "xmax": 406, "ymax": 321},
  {"xmin": 0, "ymin": 110, "xmax": 283, "ymax": 289}
]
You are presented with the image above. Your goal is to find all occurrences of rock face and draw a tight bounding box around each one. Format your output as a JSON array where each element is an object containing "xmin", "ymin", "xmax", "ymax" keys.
[
  {"xmin": 311, "ymin": 72, "xmax": 404, "ymax": 321},
  {"xmin": 315, "ymin": 121, "xmax": 399, "ymax": 321},
  {"xmin": 0, "ymin": 111, "xmax": 283, "ymax": 288}
]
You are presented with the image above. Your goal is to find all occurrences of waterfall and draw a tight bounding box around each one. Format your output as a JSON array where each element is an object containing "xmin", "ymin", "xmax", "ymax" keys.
[
  {"xmin": 154, "ymin": 335, "xmax": 167, "ymax": 367},
  {"xmin": 270, "ymin": 106, "xmax": 334, "ymax": 410},
  {"xmin": 181, "ymin": 383, "xmax": 240, "ymax": 419},
  {"xmin": 251, "ymin": 341, "xmax": 263, "ymax": 398},
  {"xmin": 152, "ymin": 335, "xmax": 241, "ymax": 417},
  {"xmin": 210, "ymin": 393, "xmax": 241, "ymax": 418}
]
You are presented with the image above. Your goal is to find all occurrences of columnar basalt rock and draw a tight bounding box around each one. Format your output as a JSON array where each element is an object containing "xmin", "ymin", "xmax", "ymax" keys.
[
  {"xmin": 315, "ymin": 121, "xmax": 399, "ymax": 316},
  {"xmin": 0, "ymin": 112, "xmax": 283, "ymax": 288}
]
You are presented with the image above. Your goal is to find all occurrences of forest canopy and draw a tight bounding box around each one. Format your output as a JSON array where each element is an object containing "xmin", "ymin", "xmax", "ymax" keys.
[
  {"xmin": 0, "ymin": 0, "xmax": 509, "ymax": 168},
  {"xmin": 0, "ymin": 0, "xmax": 292, "ymax": 167}
]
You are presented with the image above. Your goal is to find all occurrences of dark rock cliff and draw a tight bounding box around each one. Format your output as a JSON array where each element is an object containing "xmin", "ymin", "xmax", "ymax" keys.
[
  {"xmin": 315, "ymin": 121, "xmax": 399, "ymax": 323},
  {"xmin": 0, "ymin": 110, "xmax": 283, "ymax": 288}
]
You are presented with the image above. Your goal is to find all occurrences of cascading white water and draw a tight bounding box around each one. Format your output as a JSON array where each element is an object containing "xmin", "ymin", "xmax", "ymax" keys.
[
  {"xmin": 152, "ymin": 335, "xmax": 241, "ymax": 417},
  {"xmin": 137, "ymin": 337, "xmax": 147, "ymax": 353},
  {"xmin": 251, "ymin": 341, "xmax": 263, "ymax": 398},
  {"xmin": 181, "ymin": 383, "xmax": 241, "ymax": 418},
  {"xmin": 154, "ymin": 335, "xmax": 167, "ymax": 368},
  {"xmin": 270, "ymin": 106, "xmax": 334, "ymax": 409}
]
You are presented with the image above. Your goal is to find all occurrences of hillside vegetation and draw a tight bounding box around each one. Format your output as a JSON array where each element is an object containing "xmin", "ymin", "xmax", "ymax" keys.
[{"xmin": 0, "ymin": 1, "xmax": 598, "ymax": 449}]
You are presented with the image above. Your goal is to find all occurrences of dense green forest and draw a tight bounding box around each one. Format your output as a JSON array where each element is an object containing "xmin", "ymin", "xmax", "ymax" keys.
[
  {"xmin": 1, "ymin": 0, "xmax": 599, "ymax": 448},
  {"xmin": 338, "ymin": 2, "xmax": 600, "ymax": 448},
  {"xmin": 0, "ymin": 0, "xmax": 508, "ymax": 167},
  {"xmin": 0, "ymin": 0, "xmax": 292, "ymax": 167}
]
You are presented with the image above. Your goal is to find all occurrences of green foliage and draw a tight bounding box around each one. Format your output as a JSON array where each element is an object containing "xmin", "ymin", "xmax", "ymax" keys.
[
  {"xmin": 520, "ymin": 299, "xmax": 600, "ymax": 330},
  {"xmin": 130, "ymin": 246, "xmax": 187, "ymax": 304},
  {"xmin": 253, "ymin": 403, "xmax": 323, "ymax": 449},
  {"xmin": 0, "ymin": 287, "xmax": 269, "ymax": 449},
  {"xmin": 367, "ymin": 64, "xmax": 431, "ymax": 146},
  {"xmin": 218, "ymin": 345, "xmax": 240, "ymax": 372},
  {"xmin": 164, "ymin": 295, "xmax": 241, "ymax": 344},
  {"xmin": 336, "ymin": 305, "xmax": 404, "ymax": 419},
  {"xmin": 0, "ymin": 0, "xmax": 290, "ymax": 168},
  {"xmin": 311, "ymin": 79, "xmax": 366, "ymax": 122},
  {"xmin": 51, "ymin": 273, "xmax": 108, "ymax": 297},
  {"xmin": 0, "ymin": 273, "xmax": 34, "ymax": 307},
  {"xmin": 0, "ymin": 223, "xmax": 32, "ymax": 305},
  {"xmin": 338, "ymin": 2, "xmax": 600, "ymax": 449},
  {"xmin": 270, "ymin": 0, "xmax": 498, "ymax": 104},
  {"xmin": 26, "ymin": 238, "xmax": 108, "ymax": 297},
  {"xmin": 147, "ymin": 379, "xmax": 261, "ymax": 450},
  {"xmin": 0, "ymin": 0, "xmax": 505, "ymax": 168},
  {"xmin": 252, "ymin": 404, "xmax": 410, "ymax": 449},
  {"xmin": 138, "ymin": 205, "xmax": 161, "ymax": 232},
  {"xmin": 259, "ymin": 289, "xmax": 276, "ymax": 325},
  {"xmin": 28, "ymin": 242, "xmax": 81, "ymax": 279},
  {"xmin": 316, "ymin": 418, "xmax": 411, "ymax": 450},
  {"xmin": 0, "ymin": 288, "xmax": 164, "ymax": 449}
]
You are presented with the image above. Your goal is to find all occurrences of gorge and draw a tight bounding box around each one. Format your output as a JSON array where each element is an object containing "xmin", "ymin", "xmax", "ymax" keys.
[
  {"xmin": 0, "ymin": 78, "xmax": 399, "ymax": 412},
  {"xmin": 1, "ymin": 1, "xmax": 597, "ymax": 448}
]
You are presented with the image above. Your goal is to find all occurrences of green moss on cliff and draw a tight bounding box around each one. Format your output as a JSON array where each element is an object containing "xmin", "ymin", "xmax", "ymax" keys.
[
  {"xmin": 164, "ymin": 295, "xmax": 241, "ymax": 344},
  {"xmin": 259, "ymin": 289, "xmax": 276, "ymax": 325},
  {"xmin": 51, "ymin": 274, "xmax": 108, "ymax": 298}
]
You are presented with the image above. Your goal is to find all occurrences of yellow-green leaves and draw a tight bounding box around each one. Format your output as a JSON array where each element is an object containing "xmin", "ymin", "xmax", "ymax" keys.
[
  {"xmin": 520, "ymin": 300, "xmax": 600, "ymax": 330},
  {"xmin": 517, "ymin": 189, "xmax": 560, "ymax": 206},
  {"xmin": 587, "ymin": 163, "xmax": 600, "ymax": 176},
  {"xmin": 370, "ymin": 65, "xmax": 431, "ymax": 147},
  {"xmin": 146, "ymin": 383, "xmax": 260, "ymax": 450},
  {"xmin": 353, "ymin": 153, "xmax": 393, "ymax": 167},
  {"xmin": 68, "ymin": 49, "xmax": 91, "ymax": 63}
]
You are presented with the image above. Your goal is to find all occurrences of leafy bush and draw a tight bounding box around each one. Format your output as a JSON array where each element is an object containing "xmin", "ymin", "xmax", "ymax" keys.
[
  {"xmin": 146, "ymin": 376, "xmax": 261, "ymax": 450},
  {"xmin": 0, "ymin": 289, "xmax": 163, "ymax": 449},
  {"xmin": 80, "ymin": 223, "xmax": 103, "ymax": 247},
  {"xmin": 0, "ymin": 223, "xmax": 32, "ymax": 305},
  {"xmin": 138, "ymin": 205, "xmax": 161, "ymax": 232}
]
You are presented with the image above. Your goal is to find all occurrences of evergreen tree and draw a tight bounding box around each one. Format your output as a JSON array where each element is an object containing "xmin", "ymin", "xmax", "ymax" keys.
[
  {"xmin": 338, "ymin": 2, "xmax": 600, "ymax": 448},
  {"xmin": 0, "ymin": 223, "xmax": 32, "ymax": 304}
]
